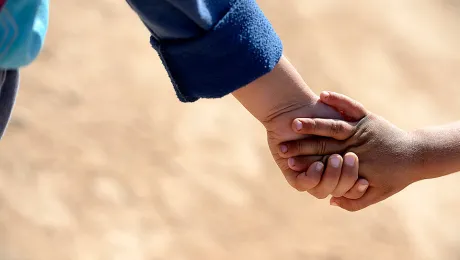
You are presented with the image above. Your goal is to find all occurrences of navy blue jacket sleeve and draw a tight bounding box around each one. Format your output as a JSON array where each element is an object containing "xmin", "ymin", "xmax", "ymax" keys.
[{"xmin": 126, "ymin": 0, "xmax": 283, "ymax": 102}]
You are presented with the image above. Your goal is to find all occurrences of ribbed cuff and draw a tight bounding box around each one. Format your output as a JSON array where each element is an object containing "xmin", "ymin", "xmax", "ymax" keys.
[{"xmin": 151, "ymin": 0, "xmax": 283, "ymax": 102}]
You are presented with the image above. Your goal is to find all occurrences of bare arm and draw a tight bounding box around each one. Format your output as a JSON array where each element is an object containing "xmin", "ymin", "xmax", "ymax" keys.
[
  {"xmin": 412, "ymin": 122, "xmax": 460, "ymax": 181},
  {"xmin": 232, "ymin": 55, "xmax": 325, "ymax": 123}
]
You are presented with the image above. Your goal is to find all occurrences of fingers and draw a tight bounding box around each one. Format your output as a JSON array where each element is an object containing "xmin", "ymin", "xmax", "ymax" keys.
[
  {"xmin": 308, "ymin": 154, "xmax": 343, "ymax": 199},
  {"xmin": 330, "ymin": 187, "xmax": 381, "ymax": 212},
  {"xmin": 320, "ymin": 91, "xmax": 368, "ymax": 121},
  {"xmin": 295, "ymin": 161, "xmax": 324, "ymax": 191},
  {"xmin": 292, "ymin": 118, "xmax": 356, "ymax": 140},
  {"xmin": 331, "ymin": 153, "xmax": 359, "ymax": 197},
  {"xmin": 288, "ymin": 153, "xmax": 369, "ymax": 202},
  {"xmin": 287, "ymin": 155, "xmax": 323, "ymax": 172},
  {"xmin": 342, "ymin": 179, "xmax": 369, "ymax": 199},
  {"xmin": 279, "ymin": 137, "xmax": 347, "ymax": 158},
  {"xmin": 275, "ymin": 153, "xmax": 323, "ymax": 191}
]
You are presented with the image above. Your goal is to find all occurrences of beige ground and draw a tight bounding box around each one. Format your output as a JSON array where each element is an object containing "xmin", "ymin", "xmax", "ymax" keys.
[{"xmin": 1, "ymin": 0, "xmax": 460, "ymax": 259}]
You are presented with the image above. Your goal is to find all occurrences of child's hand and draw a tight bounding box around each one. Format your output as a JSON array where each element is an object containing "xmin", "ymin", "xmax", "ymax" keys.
[
  {"xmin": 279, "ymin": 91, "xmax": 420, "ymax": 212},
  {"xmin": 262, "ymin": 100, "xmax": 369, "ymax": 201},
  {"xmin": 234, "ymin": 56, "xmax": 369, "ymax": 200},
  {"xmin": 287, "ymin": 151, "xmax": 370, "ymax": 200}
]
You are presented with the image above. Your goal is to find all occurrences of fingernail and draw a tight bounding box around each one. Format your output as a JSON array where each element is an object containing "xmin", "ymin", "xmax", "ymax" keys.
[
  {"xmin": 322, "ymin": 92, "xmax": 330, "ymax": 99},
  {"xmin": 288, "ymin": 158, "xmax": 295, "ymax": 168},
  {"xmin": 294, "ymin": 120, "xmax": 302, "ymax": 131},
  {"xmin": 330, "ymin": 201, "xmax": 339, "ymax": 207},
  {"xmin": 357, "ymin": 179, "xmax": 369, "ymax": 192},
  {"xmin": 344, "ymin": 155, "xmax": 355, "ymax": 166},
  {"xmin": 316, "ymin": 162, "xmax": 324, "ymax": 172},
  {"xmin": 280, "ymin": 145, "xmax": 288, "ymax": 153},
  {"xmin": 330, "ymin": 156, "xmax": 341, "ymax": 168},
  {"xmin": 358, "ymin": 184, "xmax": 368, "ymax": 192}
]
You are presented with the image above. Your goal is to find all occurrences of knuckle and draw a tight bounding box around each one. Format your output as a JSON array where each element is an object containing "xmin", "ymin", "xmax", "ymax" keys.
[
  {"xmin": 296, "ymin": 141, "xmax": 304, "ymax": 154},
  {"xmin": 356, "ymin": 102, "xmax": 365, "ymax": 112},
  {"xmin": 351, "ymin": 100, "xmax": 360, "ymax": 109},
  {"xmin": 310, "ymin": 119, "xmax": 318, "ymax": 132},
  {"xmin": 317, "ymin": 140, "xmax": 328, "ymax": 154},
  {"xmin": 330, "ymin": 121, "xmax": 344, "ymax": 136}
]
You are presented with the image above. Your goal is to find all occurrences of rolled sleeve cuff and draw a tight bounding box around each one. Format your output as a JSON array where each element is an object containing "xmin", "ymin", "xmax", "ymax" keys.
[{"xmin": 151, "ymin": 0, "xmax": 283, "ymax": 102}]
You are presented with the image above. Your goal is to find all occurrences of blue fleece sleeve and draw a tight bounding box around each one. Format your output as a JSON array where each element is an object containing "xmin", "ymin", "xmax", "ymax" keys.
[{"xmin": 126, "ymin": 0, "xmax": 283, "ymax": 102}]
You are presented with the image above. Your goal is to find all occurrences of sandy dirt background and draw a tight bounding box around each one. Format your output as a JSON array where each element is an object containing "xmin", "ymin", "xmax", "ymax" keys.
[{"xmin": 1, "ymin": 0, "xmax": 460, "ymax": 259}]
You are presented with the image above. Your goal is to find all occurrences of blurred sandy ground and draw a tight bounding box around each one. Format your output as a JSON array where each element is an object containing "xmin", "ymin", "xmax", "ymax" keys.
[{"xmin": 0, "ymin": 0, "xmax": 460, "ymax": 259}]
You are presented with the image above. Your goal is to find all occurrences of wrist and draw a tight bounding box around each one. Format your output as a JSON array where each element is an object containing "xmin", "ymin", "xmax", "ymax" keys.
[{"xmin": 232, "ymin": 55, "xmax": 319, "ymax": 124}]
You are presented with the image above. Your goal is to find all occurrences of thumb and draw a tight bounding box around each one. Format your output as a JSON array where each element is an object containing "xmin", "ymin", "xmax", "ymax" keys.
[{"xmin": 320, "ymin": 91, "xmax": 368, "ymax": 121}]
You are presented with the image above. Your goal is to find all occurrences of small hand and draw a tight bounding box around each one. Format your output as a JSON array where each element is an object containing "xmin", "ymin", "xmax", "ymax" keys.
[
  {"xmin": 233, "ymin": 56, "xmax": 370, "ymax": 200},
  {"xmin": 280, "ymin": 91, "xmax": 420, "ymax": 211},
  {"xmin": 288, "ymin": 151, "xmax": 370, "ymax": 200},
  {"xmin": 264, "ymin": 99, "xmax": 368, "ymax": 199}
]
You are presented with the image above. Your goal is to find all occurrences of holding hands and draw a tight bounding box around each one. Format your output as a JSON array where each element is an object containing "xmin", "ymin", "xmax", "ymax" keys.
[
  {"xmin": 234, "ymin": 57, "xmax": 460, "ymax": 211},
  {"xmin": 282, "ymin": 91, "xmax": 460, "ymax": 211}
]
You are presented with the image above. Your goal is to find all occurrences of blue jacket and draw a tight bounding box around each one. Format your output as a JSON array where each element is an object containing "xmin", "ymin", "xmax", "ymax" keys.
[
  {"xmin": 0, "ymin": 0, "xmax": 282, "ymax": 137},
  {"xmin": 126, "ymin": 0, "xmax": 283, "ymax": 102}
]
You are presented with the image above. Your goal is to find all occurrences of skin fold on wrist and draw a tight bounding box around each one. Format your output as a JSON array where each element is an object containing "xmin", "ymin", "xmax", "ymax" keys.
[{"xmin": 232, "ymin": 55, "xmax": 319, "ymax": 124}]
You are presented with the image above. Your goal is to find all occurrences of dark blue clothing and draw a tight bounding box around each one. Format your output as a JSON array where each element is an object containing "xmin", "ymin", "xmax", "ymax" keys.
[
  {"xmin": 0, "ymin": 70, "xmax": 19, "ymax": 139},
  {"xmin": 126, "ymin": 0, "xmax": 283, "ymax": 102},
  {"xmin": 0, "ymin": 0, "xmax": 282, "ymax": 139}
]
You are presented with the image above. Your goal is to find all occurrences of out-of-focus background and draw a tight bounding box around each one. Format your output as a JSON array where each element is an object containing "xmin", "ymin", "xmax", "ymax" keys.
[{"xmin": 1, "ymin": 0, "xmax": 460, "ymax": 259}]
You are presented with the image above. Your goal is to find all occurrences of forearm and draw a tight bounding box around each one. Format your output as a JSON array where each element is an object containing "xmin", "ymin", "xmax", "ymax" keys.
[
  {"xmin": 412, "ymin": 122, "xmax": 460, "ymax": 180},
  {"xmin": 232, "ymin": 56, "xmax": 316, "ymax": 122}
]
